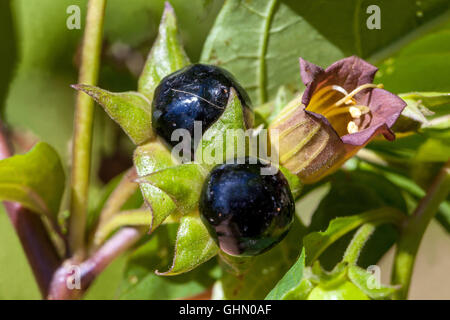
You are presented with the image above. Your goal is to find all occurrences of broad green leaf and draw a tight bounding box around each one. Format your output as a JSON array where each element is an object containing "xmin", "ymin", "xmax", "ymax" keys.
[
  {"xmin": 133, "ymin": 141, "xmax": 178, "ymax": 232},
  {"xmin": 201, "ymin": 0, "xmax": 343, "ymax": 104},
  {"xmin": 94, "ymin": 209, "xmax": 151, "ymax": 246},
  {"xmin": 0, "ymin": 142, "xmax": 65, "ymax": 219},
  {"xmin": 137, "ymin": 163, "xmax": 206, "ymax": 215},
  {"xmin": 347, "ymin": 265, "xmax": 398, "ymax": 300},
  {"xmin": 138, "ymin": 2, "xmax": 191, "ymax": 101},
  {"xmin": 72, "ymin": 85, "xmax": 154, "ymax": 145},
  {"xmin": 375, "ymin": 13, "xmax": 450, "ymax": 93},
  {"xmin": 265, "ymin": 248, "xmax": 306, "ymax": 300},
  {"xmin": 202, "ymin": 0, "xmax": 449, "ymax": 104},
  {"xmin": 219, "ymin": 217, "xmax": 306, "ymax": 299},
  {"xmin": 157, "ymin": 214, "xmax": 218, "ymax": 276},
  {"xmin": 118, "ymin": 223, "xmax": 219, "ymax": 300},
  {"xmin": 304, "ymin": 208, "xmax": 404, "ymax": 266},
  {"xmin": 195, "ymin": 88, "xmax": 247, "ymax": 167}
]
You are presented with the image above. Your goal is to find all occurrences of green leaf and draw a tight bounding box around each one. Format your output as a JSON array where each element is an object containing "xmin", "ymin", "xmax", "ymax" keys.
[
  {"xmin": 133, "ymin": 141, "xmax": 178, "ymax": 232},
  {"xmin": 218, "ymin": 217, "xmax": 306, "ymax": 299},
  {"xmin": 347, "ymin": 265, "xmax": 398, "ymax": 300},
  {"xmin": 195, "ymin": 88, "xmax": 247, "ymax": 166},
  {"xmin": 0, "ymin": 142, "xmax": 65, "ymax": 219},
  {"xmin": 201, "ymin": 0, "xmax": 343, "ymax": 104},
  {"xmin": 375, "ymin": 12, "xmax": 450, "ymax": 93},
  {"xmin": 119, "ymin": 223, "xmax": 219, "ymax": 300},
  {"xmin": 138, "ymin": 2, "xmax": 191, "ymax": 101},
  {"xmin": 265, "ymin": 248, "xmax": 307, "ymax": 300},
  {"xmin": 72, "ymin": 85, "xmax": 154, "ymax": 145},
  {"xmin": 304, "ymin": 208, "xmax": 404, "ymax": 266},
  {"xmin": 201, "ymin": 0, "xmax": 449, "ymax": 104},
  {"xmin": 137, "ymin": 163, "xmax": 206, "ymax": 215},
  {"xmin": 156, "ymin": 214, "xmax": 218, "ymax": 276}
]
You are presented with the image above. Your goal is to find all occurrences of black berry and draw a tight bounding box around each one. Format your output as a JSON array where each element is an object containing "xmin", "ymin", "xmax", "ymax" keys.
[
  {"xmin": 199, "ymin": 158, "xmax": 295, "ymax": 256},
  {"xmin": 152, "ymin": 64, "xmax": 253, "ymax": 157}
]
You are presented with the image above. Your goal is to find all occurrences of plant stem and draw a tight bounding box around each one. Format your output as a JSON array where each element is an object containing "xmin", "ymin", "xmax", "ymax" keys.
[
  {"xmin": 0, "ymin": 121, "xmax": 61, "ymax": 297},
  {"xmin": 48, "ymin": 227, "xmax": 144, "ymax": 300},
  {"xmin": 96, "ymin": 167, "xmax": 138, "ymax": 232},
  {"xmin": 343, "ymin": 223, "xmax": 376, "ymax": 265},
  {"xmin": 392, "ymin": 160, "xmax": 450, "ymax": 299},
  {"xmin": 69, "ymin": 0, "xmax": 107, "ymax": 257}
]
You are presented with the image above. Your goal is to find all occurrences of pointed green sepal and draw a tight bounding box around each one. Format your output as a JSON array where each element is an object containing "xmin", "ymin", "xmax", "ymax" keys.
[
  {"xmin": 133, "ymin": 141, "xmax": 178, "ymax": 232},
  {"xmin": 156, "ymin": 214, "xmax": 218, "ymax": 276},
  {"xmin": 72, "ymin": 84, "xmax": 154, "ymax": 145},
  {"xmin": 136, "ymin": 163, "xmax": 205, "ymax": 215},
  {"xmin": 138, "ymin": 2, "xmax": 191, "ymax": 101},
  {"xmin": 195, "ymin": 88, "xmax": 247, "ymax": 167}
]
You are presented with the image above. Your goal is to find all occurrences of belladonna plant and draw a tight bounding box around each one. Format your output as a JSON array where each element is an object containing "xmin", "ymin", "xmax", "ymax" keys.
[
  {"xmin": 269, "ymin": 56, "xmax": 406, "ymax": 184},
  {"xmin": 0, "ymin": 0, "xmax": 449, "ymax": 301}
]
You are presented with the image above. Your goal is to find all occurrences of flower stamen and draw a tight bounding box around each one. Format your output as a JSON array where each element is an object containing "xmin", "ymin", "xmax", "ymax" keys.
[
  {"xmin": 335, "ymin": 83, "xmax": 383, "ymax": 107},
  {"xmin": 347, "ymin": 121, "xmax": 359, "ymax": 134}
]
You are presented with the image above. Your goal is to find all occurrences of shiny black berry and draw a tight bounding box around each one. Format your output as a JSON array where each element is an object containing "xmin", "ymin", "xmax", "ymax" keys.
[
  {"xmin": 152, "ymin": 64, "xmax": 253, "ymax": 157},
  {"xmin": 199, "ymin": 158, "xmax": 295, "ymax": 256}
]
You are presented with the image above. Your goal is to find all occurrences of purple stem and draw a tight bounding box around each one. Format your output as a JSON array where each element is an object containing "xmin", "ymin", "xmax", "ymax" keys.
[
  {"xmin": 48, "ymin": 227, "xmax": 142, "ymax": 299},
  {"xmin": 0, "ymin": 121, "xmax": 61, "ymax": 297}
]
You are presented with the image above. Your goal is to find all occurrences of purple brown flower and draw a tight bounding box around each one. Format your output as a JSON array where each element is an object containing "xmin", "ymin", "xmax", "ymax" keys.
[{"xmin": 269, "ymin": 56, "xmax": 406, "ymax": 183}]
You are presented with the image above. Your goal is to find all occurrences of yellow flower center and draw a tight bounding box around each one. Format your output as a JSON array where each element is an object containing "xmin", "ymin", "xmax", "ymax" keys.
[{"xmin": 306, "ymin": 83, "xmax": 383, "ymax": 136}]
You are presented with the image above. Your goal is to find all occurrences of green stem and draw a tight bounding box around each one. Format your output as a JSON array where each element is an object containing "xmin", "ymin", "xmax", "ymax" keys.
[
  {"xmin": 69, "ymin": 0, "xmax": 107, "ymax": 257},
  {"xmin": 94, "ymin": 167, "xmax": 138, "ymax": 230},
  {"xmin": 392, "ymin": 160, "xmax": 450, "ymax": 299},
  {"xmin": 343, "ymin": 223, "xmax": 376, "ymax": 265}
]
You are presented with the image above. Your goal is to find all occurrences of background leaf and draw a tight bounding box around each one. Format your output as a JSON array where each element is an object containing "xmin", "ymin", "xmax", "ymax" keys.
[
  {"xmin": 0, "ymin": 142, "xmax": 65, "ymax": 219},
  {"xmin": 201, "ymin": 0, "xmax": 449, "ymax": 104},
  {"xmin": 118, "ymin": 223, "xmax": 219, "ymax": 300}
]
